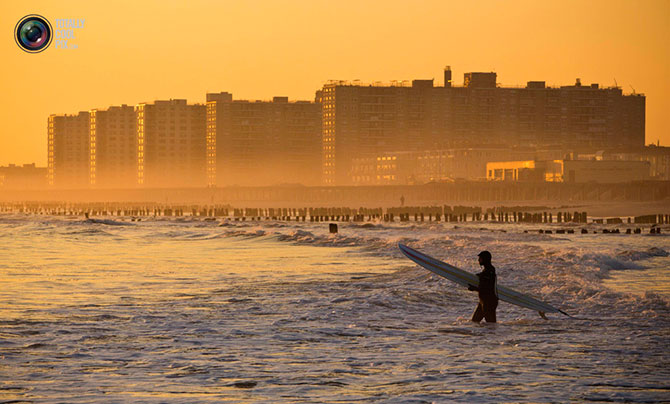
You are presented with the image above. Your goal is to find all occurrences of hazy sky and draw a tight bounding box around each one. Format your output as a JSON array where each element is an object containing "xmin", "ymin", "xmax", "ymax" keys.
[{"xmin": 1, "ymin": 0, "xmax": 669, "ymax": 165}]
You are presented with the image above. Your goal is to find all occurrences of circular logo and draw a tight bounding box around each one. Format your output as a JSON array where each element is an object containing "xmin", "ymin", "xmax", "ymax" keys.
[{"xmin": 15, "ymin": 14, "xmax": 53, "ymax": 53}]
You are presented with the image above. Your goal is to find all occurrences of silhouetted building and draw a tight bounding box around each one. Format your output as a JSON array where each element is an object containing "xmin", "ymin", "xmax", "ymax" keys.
[
  {"xmin": 136, "ymin": 99, "xmax": 206, "ymax": 187},
  {"xmin": 320, "ymin": 68, "xmax": 645, "ymax": 185},
  {"xmin": 48, "ymin": 111, "xmax": 90, "ymax": 188},
  {"xmin": 89, "ymin": 105, "xmax": 137, "ymax": 188},
  {"xmin": 206, "ymin": 92, "xmax": 321, "ymax": 186},
  {"xmin": 0, "ymin": 163, "xmax": 47, "ymax": 189},
  {"xmin": 321, "ymin": 80, "xmax": 441, "ymax": 185}
]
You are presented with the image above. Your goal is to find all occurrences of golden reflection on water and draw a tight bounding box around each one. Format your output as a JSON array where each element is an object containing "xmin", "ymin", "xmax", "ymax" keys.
[{"xmin": 0, "ymin": 221, "xmax": 399, "ymax": 317}]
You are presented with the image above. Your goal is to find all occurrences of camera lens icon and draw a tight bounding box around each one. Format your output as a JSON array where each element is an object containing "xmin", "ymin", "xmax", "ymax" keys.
[{"xmin": 15, "ymin": 15, "xmax": 53, "ymax": 53}]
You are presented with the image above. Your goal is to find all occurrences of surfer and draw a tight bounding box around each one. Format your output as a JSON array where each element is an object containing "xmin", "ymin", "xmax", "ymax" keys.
[
  {"xmin": 468, "ymin": 250, "xmax": 498, "ymax": 323},
  {"xmin": 398, "ymin": 244, "xmax": 567, "ymax": 319}
]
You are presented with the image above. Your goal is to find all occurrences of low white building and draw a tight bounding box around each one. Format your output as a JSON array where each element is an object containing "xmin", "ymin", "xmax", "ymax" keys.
[{"xmin": 486, "ymin": 159, "xmax": 650, "ymax": 183}]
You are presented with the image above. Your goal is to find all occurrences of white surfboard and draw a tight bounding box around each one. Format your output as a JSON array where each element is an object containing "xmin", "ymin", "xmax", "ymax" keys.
[{"xmin": 398, "ymin": 244, "xmax": 569, "ymax": 317}]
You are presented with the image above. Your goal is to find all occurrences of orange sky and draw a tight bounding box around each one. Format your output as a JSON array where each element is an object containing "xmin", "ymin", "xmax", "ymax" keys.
[{"xmin": 1, "ymin": 0, "xmax": 669, "ymax": 166}]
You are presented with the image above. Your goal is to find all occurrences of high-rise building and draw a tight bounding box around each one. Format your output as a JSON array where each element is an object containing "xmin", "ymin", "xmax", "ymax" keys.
[
  {"xmin": 136, "ymin": 99, "xmax": 206, "ymax": 188},
  {"xmin": 321, "ymin": 80, "xmax": 444, "ymax": 185},
  {"xmin": 48, "ymin": 111, "xmax": 90, "ymax": 188},
  {"xmin": 89, "ymin": 105, "xmax": 137, "ymax": 188},
  {"xmin": 320, "ymin": 68, "xmax": 645, "ymax": 185},
  {"xmin": 206, "ymin": 92, "xmax": 321, "ymax": 186}
]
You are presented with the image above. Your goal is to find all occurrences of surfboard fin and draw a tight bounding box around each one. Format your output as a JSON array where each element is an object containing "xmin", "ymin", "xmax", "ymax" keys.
[{"xmin": 538, "ymin": 311, "xmax": 548, "ymax": 320}]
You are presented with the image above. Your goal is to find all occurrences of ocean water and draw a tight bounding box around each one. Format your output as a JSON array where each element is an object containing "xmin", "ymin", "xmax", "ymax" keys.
[{"xmin": 0, "ymin": 214, "xmax": 669, "ymax": 403}]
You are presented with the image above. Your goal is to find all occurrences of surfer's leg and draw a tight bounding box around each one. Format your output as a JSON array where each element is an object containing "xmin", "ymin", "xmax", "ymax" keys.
[
  {"xmin": 483, "ymin": 298, "xmax": 498, "ymax": 323},
  {"xmin": 471, "ymin": 303, "xmax": 484, "ymax": 322}
]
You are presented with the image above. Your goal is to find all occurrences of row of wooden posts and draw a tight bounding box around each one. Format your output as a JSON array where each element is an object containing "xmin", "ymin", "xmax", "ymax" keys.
[
  {"xmin": 1, "ymin": 203, "xmax": 669, "ymax": 225},
  {"xmin": 532, "ymin": 228, "xmax": 661, "ymax": 235}
]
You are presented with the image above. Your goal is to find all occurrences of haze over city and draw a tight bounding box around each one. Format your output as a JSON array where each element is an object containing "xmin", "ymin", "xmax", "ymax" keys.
[{"xmin": 2, "ymin": 0, "xmax": 670, "ymax": 167}]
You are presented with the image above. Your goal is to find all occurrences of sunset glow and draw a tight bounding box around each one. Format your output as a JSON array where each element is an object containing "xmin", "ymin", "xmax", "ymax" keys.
[{"xmin": 2, "ymin": 0, "xmax": 669, "ymax": 165}]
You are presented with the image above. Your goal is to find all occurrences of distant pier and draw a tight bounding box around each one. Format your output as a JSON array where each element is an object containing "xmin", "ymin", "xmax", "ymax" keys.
[{"xmin": 1, "ymin": 202, "xmax": 667, "ymax": 234}]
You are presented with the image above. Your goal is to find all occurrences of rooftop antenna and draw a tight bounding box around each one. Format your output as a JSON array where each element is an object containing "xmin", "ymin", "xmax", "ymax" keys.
[
  {"xmin": 613, "ymin": 78, "xmax": 618, "ymax": 88},
  {"xmin": 629, "ymin": 85, "xmax": 636, "ymax": 94}
]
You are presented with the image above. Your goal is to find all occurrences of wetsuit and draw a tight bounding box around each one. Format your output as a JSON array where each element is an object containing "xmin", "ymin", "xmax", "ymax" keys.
[{"xmin": 470, "ymin": 264, "xmax": 498, "ymax": 323}]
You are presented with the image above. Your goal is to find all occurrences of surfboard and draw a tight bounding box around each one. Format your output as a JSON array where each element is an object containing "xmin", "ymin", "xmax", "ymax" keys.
[{"xmin": 398, "ymin": 243, "xmax": 569, "ymax": 317}]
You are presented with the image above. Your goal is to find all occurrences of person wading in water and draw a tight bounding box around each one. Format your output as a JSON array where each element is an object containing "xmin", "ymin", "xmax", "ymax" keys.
[{"xmin": 468, "ymin": 250, "xmax": 498, "ymax": 323}]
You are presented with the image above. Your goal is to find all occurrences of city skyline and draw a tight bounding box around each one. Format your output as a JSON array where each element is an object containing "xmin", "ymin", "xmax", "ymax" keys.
[
  {"xmin": 5, "ymin": 70, "xmax": 664, "ymax": 200},
  {"xmin": 31, "ymin": 69, "xmax": 666, "ymax": 190},
  {"xmin": 2, "ymin": 0, "xmax": 670, "ymax": 166}
]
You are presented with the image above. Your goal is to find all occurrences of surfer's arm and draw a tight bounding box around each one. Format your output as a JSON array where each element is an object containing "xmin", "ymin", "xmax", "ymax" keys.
[{"xmin": 469, "ymin": 272, "xmax": 482, "ymax": 291}]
